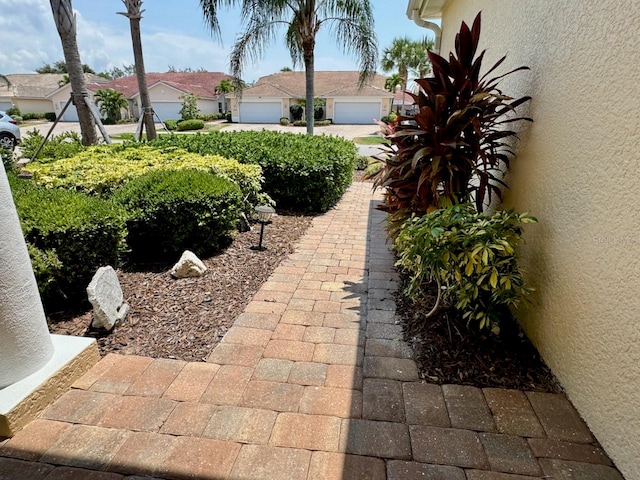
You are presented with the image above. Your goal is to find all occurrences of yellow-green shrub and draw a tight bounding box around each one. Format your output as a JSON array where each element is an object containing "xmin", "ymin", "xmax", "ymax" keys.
[{"xmin": 24, "ymin": 145, "xmax": 267, "ymax": 209}]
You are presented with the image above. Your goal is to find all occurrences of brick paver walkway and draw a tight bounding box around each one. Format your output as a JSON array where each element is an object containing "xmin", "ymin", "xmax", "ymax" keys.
[{"xmin": 0, "ymin": 183, "xmax": 624, "ymax": 479}]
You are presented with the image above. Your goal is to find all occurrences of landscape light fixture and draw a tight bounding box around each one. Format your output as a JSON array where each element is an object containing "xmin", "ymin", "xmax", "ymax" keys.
[{"xmin": 252, "ymin": 205, "xmax": 275, "ymax": 251}]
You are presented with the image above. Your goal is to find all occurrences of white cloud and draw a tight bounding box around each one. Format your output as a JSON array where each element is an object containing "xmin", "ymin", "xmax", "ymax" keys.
[{"xmin": 0, "ymin": 0, "xmax": 231, "ymax": 74}]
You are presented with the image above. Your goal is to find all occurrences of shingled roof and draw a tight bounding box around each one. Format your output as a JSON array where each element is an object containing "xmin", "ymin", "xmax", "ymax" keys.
[
  {"xmin": 1, "ymin": 73, "xmax": 107, "ymax": 98},
  {"xmin": 238, "ymin": 71, "xmax": 393, "ymax": 98}
]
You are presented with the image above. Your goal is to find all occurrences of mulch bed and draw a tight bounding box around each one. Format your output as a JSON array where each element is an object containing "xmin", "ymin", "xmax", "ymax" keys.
[
  {"xmin": 48, "ymin": 173, "xmax": 560, "ymax": 393},
  {"xmin": 395, "ymin": 272, "xmax": 562, "ymax": 393},
  {"xmin": 48, "ymin": 212, "xmax": 313, "ymax": 362}
]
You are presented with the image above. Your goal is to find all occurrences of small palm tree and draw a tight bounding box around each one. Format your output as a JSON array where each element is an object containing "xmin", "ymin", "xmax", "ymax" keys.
[
  {"xmin": 118, "ymin": 0, "xmax": 156, "ymax": 140},
  {"xmin": 215, "ymin": 79, "xmax": 233, "ymax": 94},
  {"xmin": 199, "ymin": 0, "xmax": 378, "ymax": 134},
  {"xmin": 381, "ymin": 36, "xmax": 435, "ymax": 90},
  {"xmin": 384, "ymin": 73, "xmax": 402, "ymax": 93},
  {"xmin": 94, "ymin": 89, "xmax": 128, "ymax": 123}
]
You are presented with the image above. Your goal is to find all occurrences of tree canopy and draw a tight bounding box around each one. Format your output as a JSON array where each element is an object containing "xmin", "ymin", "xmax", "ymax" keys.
[{"xmin": 199, "ymin": 0, "xmax": 378, "ymax": 133}]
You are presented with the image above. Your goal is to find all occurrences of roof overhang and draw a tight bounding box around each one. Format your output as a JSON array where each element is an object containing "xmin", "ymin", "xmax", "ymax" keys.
[{"xmin": 406, "ymin": 0, "xmax": 450, "ymax": 20}]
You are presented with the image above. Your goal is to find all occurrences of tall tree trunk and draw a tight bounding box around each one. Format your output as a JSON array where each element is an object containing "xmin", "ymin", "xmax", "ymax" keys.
[
  {"xmin": 50, "ymin": 0, "xmax": 98, "ymax": 146},
  {"xmin": 127, "ymin": 14, "xmax": 156, "ymax": 140},
  {"xmin": 303, "ymin": 47, "xmax": 314, "ymax": 135}
]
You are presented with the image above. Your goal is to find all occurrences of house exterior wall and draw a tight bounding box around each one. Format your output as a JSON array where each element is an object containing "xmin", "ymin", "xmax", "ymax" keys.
[
  {"xmin": 439, "ymin": 2, "xmax": 640, "ymax": 477},
  {"xmin": 12, "ymin": 99, "xmax": 53, "ymax": 114}
]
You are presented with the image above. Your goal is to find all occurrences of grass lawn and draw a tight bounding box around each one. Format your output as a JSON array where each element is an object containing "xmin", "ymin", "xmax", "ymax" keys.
[{"xmin": 353, "ymin": 136, "xmax": 389, "ymax": 145}]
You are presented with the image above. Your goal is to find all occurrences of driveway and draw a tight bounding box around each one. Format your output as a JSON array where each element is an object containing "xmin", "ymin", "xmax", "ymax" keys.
[{"xmin": 19, "ymin": 121, "xmax": 382, "ymax": 142}]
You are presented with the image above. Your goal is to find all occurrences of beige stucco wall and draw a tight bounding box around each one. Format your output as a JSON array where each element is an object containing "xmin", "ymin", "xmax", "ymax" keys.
[
  {"xmin": 439, "ymin": 2, "xmax": 640, "ymax": 477},
  {"xmin": 12, "ymin": 99, "xmax": 54, "ymax": 114}
]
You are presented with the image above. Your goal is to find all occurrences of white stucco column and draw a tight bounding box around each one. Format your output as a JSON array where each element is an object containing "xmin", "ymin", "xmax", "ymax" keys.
[{"xmin": 0, "ymin": 165, "xmax": 54, "ymax": 389}]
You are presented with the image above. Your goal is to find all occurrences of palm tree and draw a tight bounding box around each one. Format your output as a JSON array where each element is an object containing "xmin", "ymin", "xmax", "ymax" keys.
[
  {"xmin": 94, "ymin": 89, "xmax": 129, "ymax": 123},
  {"xmin": 118, "ymin": 0, "xmax": 156, "ymax": 140},
  {"xmin": 215, "ymin": 79, "xmax": 233, "ymax": 94},
  {"xmin": 381, "ymin": 37, "xmax": 413, "ymax": 91},
  {"xmin": 381, "ymin": 36, "xmax": 435, "ymax": 90},
  {"xmin": 49, "ymin": 0, "xmax": 98, "ymax": 145},
  {"xmin": 412, "ymin": 37, "xmax": 435, "ymax": 78},
  {"xmin": 384, "ymin": 73, "xmax": 402, "ymax": 93},
  {"xmin": 199, "ymin": 0, "xmax": 378, "ymax": 134}
]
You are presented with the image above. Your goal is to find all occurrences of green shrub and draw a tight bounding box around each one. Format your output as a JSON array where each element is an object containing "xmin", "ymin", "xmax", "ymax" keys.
[
  {"xmin": 293, "ymin": 119, "xmax": 331, "ymax": 127},
  {"xmin": 289, "ymin": 104, "xmax": 303, "ymax": 121},
  {"xmin": 355, "ymin": 155, "xmax": 370, "ymax": 171},
  {"xmin": 25, "ymin": 145, "xmax": 265, "ymax": 212},
  {"xmin": 224, "ymin": 112, "xmax": 232, "ymax": 122},
  {"xmin": 380, "ymin": 112, "xmax": 397, "ymax": 124},
  {"xmin": 44, "ymin": 112, "xmax": 56, "ymax": 122},
  {"xmin": 314, "ymin": 105, "xmax": 324, "ymax": 120},
  {"xmin": 6, "ymin": 106, "xmax": 20, "ymax": 117},
  {"xmin": 164, "ymin": 119, "xmax": 178, "ymax": 131},
  {"xmin": 177, "ymin": 119, "xmax": 205, "ymax": 131},
  {"xmin": 394, "ymin": 204, "xmax": 537, "ymax": 334},
  {"xmin": 147, "ymin": 131, "xmax": 357, "ymax": 212},
  {"xmin": 20, "ymin": 129, "xmax": 85, "ymax": 162},
  {"xmin": 10, "ymin": 175, "xmax": 126, "ymax": 308},
  {"xmin": 111, "ymin": 169, "xmax": 242, "ymax": 262},
  {"xmin": 22, "ymin": 112, "xmax": 47, "ymax": 120},
  {"xmin": 12, "ymin": 116, "xmax": 23, "ymax": 123},
  {"xmin": 200, "ymin": 113, "xmax": 225, "ymax": 121},
  {"xmin": 279, "ymin": 117, "xmax": 290, "ymax": 126}
]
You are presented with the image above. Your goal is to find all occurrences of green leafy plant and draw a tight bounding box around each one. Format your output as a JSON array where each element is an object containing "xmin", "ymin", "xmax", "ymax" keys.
[
  {"xmin": 44, "ymin": 112, "xmax": 56, "ymax": 122},
  {"xmin": 372, "ymin": 12, "xmax": 532, "ymax": 237},
  {"xmin": 6, "ymin": 106, "xmax": 20, "ymax": 117},
  {"xmin": 355, "ymin": 155, "xmax": 370, "ymax": 171},
  {"xmin": 279, "ymin": 117, "xmax": 290, "ymax": 126},
  {"xmin": 176, "ymin": 119, "xmax": 205, "ymax": 131},
  {"xmin": 179, "ymin": 93, "xmax": 201, "ymax": 121},
  {"xmin": 20, "ymin": 129, "xmax": 84, "ymax": 162},
  {"xmin": 394, "ymin": 203, "xmax": 537, "ymax": 333},
  {"xmin": 289, "ymin": 104, "xmax": 303, "ymax": 121},
  {"xmin": 94, "ymin": 88, "xmax": 128, "ymax": 124},
  {"xmin": 111, "ymin": 169, "xmax": 242, "ymax": 262}
]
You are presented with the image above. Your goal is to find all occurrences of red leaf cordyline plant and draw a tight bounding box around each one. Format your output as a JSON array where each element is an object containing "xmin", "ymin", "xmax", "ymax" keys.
[{"xmin": 372, "ymin": 12, "xmax": 532, "ymax": 238}]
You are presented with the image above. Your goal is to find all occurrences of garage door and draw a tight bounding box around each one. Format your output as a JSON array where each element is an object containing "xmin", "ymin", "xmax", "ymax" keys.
[
  {"xmin": 333, "ymin": 102, "xmax": 380, "ymax": 124},
  {"xmin": 61, "ymin": 101, "xmax": 78, "ymax": 122},
  {"xmin": 152, "ymin": 103, "xmax": 182, "ymax": 122},
  {"xmin": 239, "ymin": 102, "xmax": 281, "ymax": 123}
]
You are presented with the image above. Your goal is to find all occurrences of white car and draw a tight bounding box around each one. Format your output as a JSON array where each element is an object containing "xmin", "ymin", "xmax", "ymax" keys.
[{"xmin": 0, "ymin": 111, "xmax": 21, "ymax": 150}]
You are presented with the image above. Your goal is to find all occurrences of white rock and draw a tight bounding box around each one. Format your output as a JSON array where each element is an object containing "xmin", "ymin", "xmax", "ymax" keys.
[
  {"xmin": 170, "ymin": 250, "xmax": 207, "ymax": 278},
  {"xmin": 87, "ymin": 266, "xmax": 129, "ymax": 330}
]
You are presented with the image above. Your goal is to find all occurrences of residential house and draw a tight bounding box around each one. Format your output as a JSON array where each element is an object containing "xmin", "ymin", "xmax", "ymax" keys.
[
  {"xmin": 47, "ymin": 72, "xmax": 233, "ymax": 122},
  {"xmin": 229, "ymin": 71, "xmax": 393, "ymax": 124},
  {"xmin": 0, "ymin": 73, "xmax": 106, "ymax": 114},
  {"xmin": 407, "ymin": 1, "xmax": 640, "ymax": 478}
]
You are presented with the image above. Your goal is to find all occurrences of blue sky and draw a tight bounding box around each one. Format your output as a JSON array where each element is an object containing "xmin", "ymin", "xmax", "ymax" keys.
[{"xmin": 0, "ymin": 0, "xmax": 434, "ymax": 82}]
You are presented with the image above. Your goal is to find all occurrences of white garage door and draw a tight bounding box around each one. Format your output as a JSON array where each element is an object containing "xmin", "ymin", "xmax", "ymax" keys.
[
  {"xmin": 239, "ymin": 102, "xmax": 282, "ymax": 123},
  {"xmin": 152, "ymin": 103, "xmax": 182, "ymax": 122},
  {"xmin": 333, "ymin": 102, "xmax": 381, "ymax": 124},
  {"xmin": 61, "ymin": 101, "xmax": 78, "ymax": 122}
]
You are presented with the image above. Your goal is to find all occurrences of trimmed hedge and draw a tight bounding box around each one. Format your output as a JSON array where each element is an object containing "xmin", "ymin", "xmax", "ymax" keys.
[
  {"xmin": 147, "ymin": 131, "xmax": 357, "ymax": 212},
  {"xmin": 111, "ymin": 169, "xmax": 242, "ymax": 262},
  {"xmin": 25, "ymin": 145, "xmax": 266, "ymax": 211},
  {"xmin": 9, "ymin": 174, "xmax": 126, "ymax": 308},
  {"xmin": 177, "ymin": 119, "xmax": 205, "ymax": 131}
]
